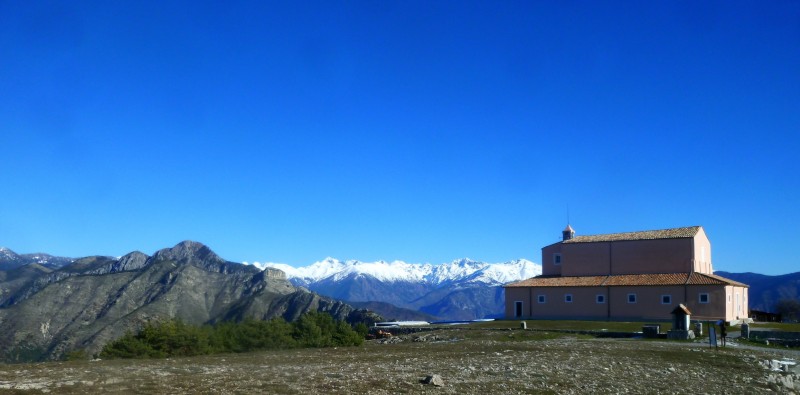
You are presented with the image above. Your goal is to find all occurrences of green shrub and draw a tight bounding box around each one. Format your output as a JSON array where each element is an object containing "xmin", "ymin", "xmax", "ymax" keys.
[
  {"xmin": 100, "ymin": 312, "xmax": 362, "ymax": 359},
  {"xmin": 209, "ymin": 318, "xmax": 296, "ymax": 352},
  {"xmin": 100, "ymin": 320, "xmax": 211, "ymax": 359},
  {"xmin": 100, "ymin": 332, "xmax": 159, "ymax": 359},
  {"xmin": 353, "ymin": 322, "xmax": 369, "ymax": 339}
]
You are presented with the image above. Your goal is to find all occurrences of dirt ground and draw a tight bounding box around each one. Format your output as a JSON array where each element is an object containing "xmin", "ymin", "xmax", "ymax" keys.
[{"xmin": 0, "ymin": 328, "xmax": 796, "ymax": 394}]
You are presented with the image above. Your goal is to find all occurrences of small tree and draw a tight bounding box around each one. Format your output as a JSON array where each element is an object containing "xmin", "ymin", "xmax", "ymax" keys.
[
  {"xmin": 353, "ymin": 322, "xmax": 369, "ymax": 339},
  {"xmin": 333, "ymin": 320, "xmax": 364, "ymax": 346},
  {"xmin": 293, "ymin": 312, "xmax": 328, "ymax": 347}
]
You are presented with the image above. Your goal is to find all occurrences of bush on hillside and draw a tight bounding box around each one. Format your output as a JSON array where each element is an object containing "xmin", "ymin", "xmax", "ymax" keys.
[
  {"xmin": 208, "ymin": 318, "xmax": 296, "ymax": 353},
  {"xmin": 100, "ymin": 312, "xmax": 363, "ymax": 359},
  {"xmin": 100, "ymin": 320, "xmax": 211, "ymax": 359}
]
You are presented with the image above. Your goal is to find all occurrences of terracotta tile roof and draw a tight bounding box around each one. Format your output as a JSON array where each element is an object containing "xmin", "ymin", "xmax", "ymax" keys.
[
  {"xmin": 690, "ymin": 272, "xmax": 748, "ymax": 287},
  {"xmin": 604, "ymin": 273, "xmax": 690, "ymax": 286},
  {"xmin": 505, "ymin": 272, "xmax": 748, "ymax": 288},
  {"xmin": 506, "ymin": 275, "xmax": 608, "ymax": 287},
  {"xmin": 562, "ymin": 226, "xmax": 701, "ymax": 244}
]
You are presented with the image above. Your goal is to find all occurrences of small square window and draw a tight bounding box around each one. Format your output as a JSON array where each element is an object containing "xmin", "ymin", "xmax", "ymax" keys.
[
  {"xmin": 553, "ymin": 254, "xmax": 562, "ymax": 265},
  {"xmin": 699, "ymin": 293, "xmax": 709, "ymax": 304},
  {"xmin": 537, "ymin": 295, "xmax": 546, "ymax": 304},
  {"xmin": 627, "ymin": 293, "xmax": 637, "ymax": 303},
  {"xmin": 564, "ymin": 294, "xmax": 573, "ymax": 303},
  {"xmin": 661, "ymin": 295, "xmax": 672, "ymax": 305},
  {"xmin": 596, "ymin": 294, "xmax": 605, "ymax": 304}
]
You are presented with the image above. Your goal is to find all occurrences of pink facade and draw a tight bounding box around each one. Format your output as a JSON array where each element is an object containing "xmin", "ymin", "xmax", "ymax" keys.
[
  {"xmin": 543, "ymin": 227, "xmax": 712, "ymax": 277},
  {"xmin": 506, "ymin": 226, "xmax": 748, "ymax": 323}
]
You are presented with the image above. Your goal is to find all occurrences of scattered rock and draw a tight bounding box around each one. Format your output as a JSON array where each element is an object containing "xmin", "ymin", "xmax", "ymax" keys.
[
  {"xmin": 378, "ymin": 336, "xmax": 403, "ymax": 344},
  {"xmin": 413, "ymin": 334, "xmax": 443, "ymax": 342},
  {"xmin": 421, "ymin": 374, "xmax": 444, "ymax": 387},
  {"xmin": 767, "ymin": 373, "xmax": 795, "ymax": 390}
]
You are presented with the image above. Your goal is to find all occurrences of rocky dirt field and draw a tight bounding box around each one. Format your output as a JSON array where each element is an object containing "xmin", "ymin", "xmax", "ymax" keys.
[{"xmin": 0, "ymin": 328, "xmax": 798, "ymax": 394}]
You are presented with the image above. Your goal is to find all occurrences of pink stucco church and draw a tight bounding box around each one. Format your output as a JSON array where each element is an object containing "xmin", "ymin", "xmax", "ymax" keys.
[{"xmin": 505, "ymin": 225, "xmax": 749, "ymax": 323}]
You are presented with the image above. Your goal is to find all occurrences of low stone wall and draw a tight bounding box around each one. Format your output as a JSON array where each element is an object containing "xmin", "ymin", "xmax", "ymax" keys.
[{"xmin": 747, "ymin": 330, "xmax": 800, "ymax": 347}]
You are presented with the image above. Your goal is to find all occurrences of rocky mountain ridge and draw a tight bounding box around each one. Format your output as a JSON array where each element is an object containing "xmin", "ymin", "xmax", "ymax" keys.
[{"xmin": 0, "ymin": 242, "xmax": 377, "ymax": 362}]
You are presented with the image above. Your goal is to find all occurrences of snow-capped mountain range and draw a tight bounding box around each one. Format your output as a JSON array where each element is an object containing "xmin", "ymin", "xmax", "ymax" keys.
[
  {"xmin": 246, "ymin": 257, "xmax": 541, "ymax": 286},
  {"xmin": 244, "ymin": 258, "xmax": 541, "ymax": 321}
]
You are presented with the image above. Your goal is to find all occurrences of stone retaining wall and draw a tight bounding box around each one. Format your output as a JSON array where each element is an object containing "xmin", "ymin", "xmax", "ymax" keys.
[{"xmin": 747, "ymin": 330, "xmax": 800, "ymax": 347}]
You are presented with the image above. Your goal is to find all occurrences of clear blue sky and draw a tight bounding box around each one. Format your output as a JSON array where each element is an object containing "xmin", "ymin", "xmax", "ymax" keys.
[{"xmin": 1, "ymin": 1, "xmax": 798, "ymax": 274}]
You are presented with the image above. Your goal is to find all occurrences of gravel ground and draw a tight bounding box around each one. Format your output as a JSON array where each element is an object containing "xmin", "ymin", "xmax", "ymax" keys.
[{"xmin": 0, "ymin": 329, "xmax": 797, "ymax": 394}]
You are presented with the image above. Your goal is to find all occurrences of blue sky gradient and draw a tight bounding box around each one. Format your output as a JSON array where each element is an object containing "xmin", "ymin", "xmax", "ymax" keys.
[{"xmin": 1, "ymin": 1, "xmax": 798, "ymax": 274}]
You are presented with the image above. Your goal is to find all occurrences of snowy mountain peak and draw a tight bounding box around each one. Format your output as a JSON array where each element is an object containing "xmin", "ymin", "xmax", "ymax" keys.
[
  {"xmin": 0, "ymin": 247, "xmax": 20, "ymax": 261},
  {"xmin": 449, "ymin": 257, "xmax": 479, "ymax": 266},
  {"xmin": 462, "ymin": 258, "xmax": 540, "ymax": 285}
]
